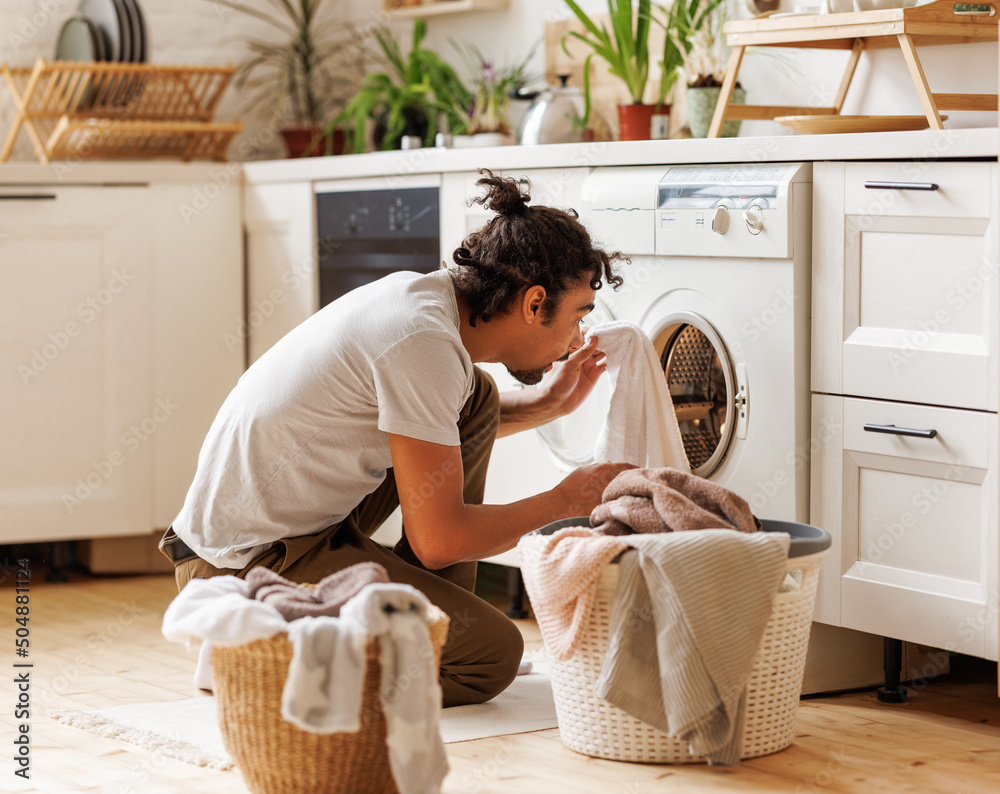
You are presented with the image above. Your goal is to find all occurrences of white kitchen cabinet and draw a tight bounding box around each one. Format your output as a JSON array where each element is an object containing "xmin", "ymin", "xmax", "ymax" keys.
[
  {"xmin": 811, "ymin": 160, "xmax": 999, "ymax": 661},
  {"xmin": 0, "ymin": 179, "xmax": 244, "ymax": 545},
  {"xmin": 0, "ymin": 187, "xmax": 154, "ymax": 542},
  {"xmin": 244, "ymin": 180, "xmax": 317, "ymax": 363}
]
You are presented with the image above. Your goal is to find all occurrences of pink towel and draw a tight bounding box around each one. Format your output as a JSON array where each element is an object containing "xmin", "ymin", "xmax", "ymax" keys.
[
  {"xmin": 245, "ymin": 562, "xmax": 390, "ymax": 622},
  {"xmin": 517, "ymin": 527, "xmax": 630, "ymax": 661},
  {"xmin": 590, "ymin": 467, "xmax": 761, "ymax": 536}
]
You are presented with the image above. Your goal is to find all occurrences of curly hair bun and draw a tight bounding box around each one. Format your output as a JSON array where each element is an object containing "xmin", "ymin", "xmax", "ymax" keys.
[{"xmin": 472, "ymin": 168, "xmax": 529, "ymax": 216}]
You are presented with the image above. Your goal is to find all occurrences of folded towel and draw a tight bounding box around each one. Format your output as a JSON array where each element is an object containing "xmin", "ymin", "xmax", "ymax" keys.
[
  {"xmin": 587, "ymin": 322, "xmax": 690, "ymax": 471},
  {"xmin": 282, "ymin": 583, "xmax": 449, "ymax": 794},
  {"xmin": 246, "ymin": 562, "xmax": 390, "ymax": 621},
  {"xmin": 591, "ymin": 467, "xmax": 761, "ymax": 536},
  {"xmin": 516, "ymin": 526, "xmax": 630, "ymax": 661},
  {"xmin": 595, "ymin": 531, "xmax": 789, "ymax": 765}
]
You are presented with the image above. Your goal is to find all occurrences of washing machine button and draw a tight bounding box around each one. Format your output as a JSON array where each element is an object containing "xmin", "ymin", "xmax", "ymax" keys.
[
  {"xmin": 745, "ymin": 204, "xmax": 765, "ymax": 235},
  {"xmin": 711, "ymin": 204, "xmax": 731, "ymax": 235}
]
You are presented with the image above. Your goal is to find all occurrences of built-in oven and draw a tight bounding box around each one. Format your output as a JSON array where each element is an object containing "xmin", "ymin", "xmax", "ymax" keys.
[{"xmin": 314, "ymin": 177, "xmax": 441, "ymax": 307}]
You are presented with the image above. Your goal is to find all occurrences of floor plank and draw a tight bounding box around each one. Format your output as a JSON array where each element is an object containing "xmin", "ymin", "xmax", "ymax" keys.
[{"xmin": 3, "ymin": 570, "xmax": 1000, "ymax": 793}]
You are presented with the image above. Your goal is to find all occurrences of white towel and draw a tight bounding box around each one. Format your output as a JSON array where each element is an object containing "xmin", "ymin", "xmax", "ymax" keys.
[
  {"xmin": 161, "ymin": 575, "xmax": 287, "ymax": 648},
  {"xmin": 595, "ymin": 530, "xmax": 790, "ymax": 765},
  {"xmin": 283, "ymin": 583, "xmax": 449, "ymax": 794},
  {"xmin": 587, "ymin": 321, "xmax": 690, "ymax": 471}
]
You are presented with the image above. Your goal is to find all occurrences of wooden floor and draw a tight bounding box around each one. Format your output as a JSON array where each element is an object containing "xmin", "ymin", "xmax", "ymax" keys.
[{"xmin": 3, "ymin": 566, "xmax": 1000, "ymax": 793}]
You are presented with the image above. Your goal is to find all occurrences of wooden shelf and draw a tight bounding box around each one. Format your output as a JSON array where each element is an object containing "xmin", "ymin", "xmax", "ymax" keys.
[
  {"xmin": 1, "ymin": 58, "xmax": 241, "ymax": 162},
  {"xmin": 708, "ymin": 0, "xmax": 999, "ymax": 137},
  {"xmin": 383, "ymin": 0, "xmax": 508, "ymax": 20}
]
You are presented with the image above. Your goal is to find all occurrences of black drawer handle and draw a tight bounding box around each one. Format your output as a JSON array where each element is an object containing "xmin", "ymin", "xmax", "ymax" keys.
[
  {"xmin": 864, "ymin": 423, "xmax": 938, "ymax": 439},
  {"xmin": 864, "ymin": 181, "xmax": 939, "ymax": 191},
  {"xmin": 0, "ymin": 193, "xmax": 57, "ymax": 200}
]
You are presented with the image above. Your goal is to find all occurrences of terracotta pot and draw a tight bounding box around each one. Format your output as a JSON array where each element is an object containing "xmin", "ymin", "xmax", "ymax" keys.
[
  {"xmin": 617, "ymin": 103, "xmax": 668, "ymax": 142},
  {"xmin": 279, "ymin": 127, "xmax": 345, "ymax": 158}
]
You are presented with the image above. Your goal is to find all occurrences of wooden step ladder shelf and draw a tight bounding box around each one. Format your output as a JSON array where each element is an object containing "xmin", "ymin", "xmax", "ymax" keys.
[
  {"xmin": 1, "ymin": 58, "xmax": 242, "ymax": 162},
  {"xmin": 709, "ymin": 0, "xmax": 999, "ymax": 137}
]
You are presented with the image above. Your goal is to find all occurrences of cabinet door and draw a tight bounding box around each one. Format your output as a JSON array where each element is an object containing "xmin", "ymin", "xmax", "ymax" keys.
[
  {"xmin": 813, "ymin": 161, "xmax": 998, "ymax": 411},
  {"xmin": 244, "ymin": 181, "xmax": 317, "ymax": 364},
  {"xmin": 812, "ymin": 394, "xmax": 998, "ymax": 660},
  {"xmin": 0, "ymin": 187, "xmax": 154, "ymax": 542}
]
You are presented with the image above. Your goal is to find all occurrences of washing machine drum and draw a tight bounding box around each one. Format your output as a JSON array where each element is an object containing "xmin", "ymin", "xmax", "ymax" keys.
[
  {"xmin": 657, "ymin": 318, "xmax": 736, "ymax": 477},
  {"xmin": 536, "ymin": 311, "xmax": 737, "ymax": 478}
]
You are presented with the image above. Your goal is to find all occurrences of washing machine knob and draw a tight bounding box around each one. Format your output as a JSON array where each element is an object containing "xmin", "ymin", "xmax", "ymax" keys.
[
  {"xmin": 745, "ymin": 204, "xmax": 765, "ymax": 235},
  {"xmin": 711, "ymin": 205, "xmax": 731, "ymax": 235}
]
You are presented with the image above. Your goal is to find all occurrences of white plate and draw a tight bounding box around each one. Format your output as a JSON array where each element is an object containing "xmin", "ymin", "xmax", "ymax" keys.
[
  {"xmin": 79, "ymin": 0, "xmax": 127, "ymax": 61},
  {"xmin": 770, "ymin": 9, "xmax": 822, "ymax": 16}
]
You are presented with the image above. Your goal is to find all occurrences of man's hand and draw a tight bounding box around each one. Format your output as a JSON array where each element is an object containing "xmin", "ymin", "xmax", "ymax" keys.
[
  {"xmin": 497, "ymin": 332, "xmax": 607, "ymax": 438},
  {"xmin": 541, "ymin": 332, "xmax": 607, "ymax": 421},
  {"xmin": 554, "ymin": 460, "xmax": 635, "ymax": 518}
]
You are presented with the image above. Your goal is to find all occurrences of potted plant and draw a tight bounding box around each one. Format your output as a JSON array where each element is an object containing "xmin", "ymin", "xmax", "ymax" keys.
[
  {"xmin": 561, "ymin": 0, "xmax": 668, "ymax": 141},
  {"xmin": 450, "ymin": 40, "xmax": 537, "ymax": 144},
  {"xmin": 332, "ymin": 20, "xmax": 472, "ymax": 153},
  {"xmin": 211, "ymin": 0, "xmax": 369, "ymax": 157},
  {"xmin": 661, "ymin": 0, "xmax": 744, "ymax": 138}
]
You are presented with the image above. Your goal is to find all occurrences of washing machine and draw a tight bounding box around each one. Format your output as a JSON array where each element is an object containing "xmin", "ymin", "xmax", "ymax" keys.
[{"xmin": 482, "ymin": 162, "xmax": 813, "ymax": 560}]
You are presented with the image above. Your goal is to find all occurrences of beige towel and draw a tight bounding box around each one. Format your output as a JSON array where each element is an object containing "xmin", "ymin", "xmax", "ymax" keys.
[
  {"xmin": 516, "ymin": 527, "xmax": 630, "ymax": 661},
  {"xmin": 591, "ymin": 467, "xmax": 761, "ymax": 536},
  {"xmin": 595, "ymin": 530, "xmax": 790, "ymax": 766},
  {"xmin": 245, "ymin": 562, "xmax": 390, "ymax": 621}
]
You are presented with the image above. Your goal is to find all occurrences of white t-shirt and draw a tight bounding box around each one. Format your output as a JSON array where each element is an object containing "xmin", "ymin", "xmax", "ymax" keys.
[{"xmin": 172, "ymin": 269, "xmax": 475, "ymax": 568}]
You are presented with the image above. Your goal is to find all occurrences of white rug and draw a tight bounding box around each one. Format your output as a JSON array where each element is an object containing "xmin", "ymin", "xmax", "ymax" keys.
[{"xmin": 49, "ymin": 663, "xmax": 557, "ymax": 770}]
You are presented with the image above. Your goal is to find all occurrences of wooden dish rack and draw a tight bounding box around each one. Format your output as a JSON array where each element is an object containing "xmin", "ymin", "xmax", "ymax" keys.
[{"xmin": 1, "ymin": 58, "xmax": 242, "ymax": 162}]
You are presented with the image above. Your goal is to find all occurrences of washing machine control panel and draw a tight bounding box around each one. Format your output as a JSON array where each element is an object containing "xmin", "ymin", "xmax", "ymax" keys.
[{"xmin": 652, "ymin": 163, "xmax": 809, "ymax": 258}]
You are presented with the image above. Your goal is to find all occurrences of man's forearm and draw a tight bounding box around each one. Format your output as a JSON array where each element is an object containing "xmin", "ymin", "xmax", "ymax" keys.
[{"xmin": 496, "ymin": 389, "xmax": 558, "ymax": 437}]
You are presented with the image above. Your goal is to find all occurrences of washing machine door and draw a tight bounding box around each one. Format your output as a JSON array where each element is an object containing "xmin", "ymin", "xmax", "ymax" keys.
[
  {"xmin": 651, "ymin": 311, "xmax": 740, "ymax": 478},
  {"xmin": 535, "ymin": 297, "xmax": 616, "ymax": 470}
]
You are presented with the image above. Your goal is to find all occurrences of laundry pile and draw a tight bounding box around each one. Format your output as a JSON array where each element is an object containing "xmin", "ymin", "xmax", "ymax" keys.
[
  {"xmin": 518, "ymin": 467, "xmax": 790, "ymax": 766},
  {"xmin": 162, "ymin": 565, "xmax": 449, "ymax": 794}
]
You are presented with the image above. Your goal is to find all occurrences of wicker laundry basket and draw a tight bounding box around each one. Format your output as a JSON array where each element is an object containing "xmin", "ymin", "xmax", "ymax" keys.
[
  {"xmin": 539, "ymin": 518, "xmax": 830, "ymax": 764},
  {"xmin": 212, "ymin": 604, "xmax": 450, "ymax": 794}
]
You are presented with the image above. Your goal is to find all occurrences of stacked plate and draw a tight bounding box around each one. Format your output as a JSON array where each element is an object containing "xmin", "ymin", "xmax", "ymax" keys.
[{"xmin": 56, "ymin": 0, "xmax": 148, "ymax": 63}]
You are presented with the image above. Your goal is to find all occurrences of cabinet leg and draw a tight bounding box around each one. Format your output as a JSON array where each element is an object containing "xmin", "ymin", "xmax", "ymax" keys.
[
  {"xmin": 876, "ymin": 636, "xmax": 908, "ymax": 703},
  {"xmin": 44, "ymin": 541, "xmax": 72, "ymax": 582},
  {"xmin": 504, "ymin": 568, "xmax": 529, "ymax": 619}
]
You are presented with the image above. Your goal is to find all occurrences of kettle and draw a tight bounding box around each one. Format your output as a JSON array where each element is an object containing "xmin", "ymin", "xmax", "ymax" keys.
[{"xmin": 517, "ymin": 75, "xmax": 586, "ymax": 145}]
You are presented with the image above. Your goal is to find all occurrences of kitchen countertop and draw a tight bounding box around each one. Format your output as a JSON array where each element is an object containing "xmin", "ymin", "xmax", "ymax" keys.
[
  {"xmin": 242, "ymin": 127, "xmax": 999, "ymax": 184},
  {"xmin": 0, "ymin": 127, "xmax": 994, "ymax": 185}
]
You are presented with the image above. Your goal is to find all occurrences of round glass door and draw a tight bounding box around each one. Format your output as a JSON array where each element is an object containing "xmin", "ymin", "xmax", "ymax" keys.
[
  {"xmin": 653, "ymin": 312, "xmax": 736, "ymax": 478},
  {"xmin": 535, "ymin": 297, "xmax": 616, "ymax": 469}
]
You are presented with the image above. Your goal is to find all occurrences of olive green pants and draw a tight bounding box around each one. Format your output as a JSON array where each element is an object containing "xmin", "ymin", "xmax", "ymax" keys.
[{"xmin": 170, "ymin": 367, "xmax": 523, "ymax": 707}]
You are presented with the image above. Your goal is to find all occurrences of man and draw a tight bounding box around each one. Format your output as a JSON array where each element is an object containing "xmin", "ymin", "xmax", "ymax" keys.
[{"xmin": 160, "ymin": 169, "xmax": 630, "ymax": 706}]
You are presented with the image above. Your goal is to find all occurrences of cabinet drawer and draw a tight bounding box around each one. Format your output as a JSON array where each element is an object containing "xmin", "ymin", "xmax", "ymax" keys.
[
  {"xmin": 813, "ymin": 161, "xmax": 998, "ymax": 410},
  {"xmin": 814, "ymin": 395, "xmax": 998, "ymax": 659},
  {"xmin": 844, "ymin": 161, "xmax": 993, "ymax": 220}
]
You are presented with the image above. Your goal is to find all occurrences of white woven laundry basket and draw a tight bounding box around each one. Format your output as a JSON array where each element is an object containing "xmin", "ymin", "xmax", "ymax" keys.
[{"xmin": 543, "ymin": 520, "xmax": 829, "ymax": 764}]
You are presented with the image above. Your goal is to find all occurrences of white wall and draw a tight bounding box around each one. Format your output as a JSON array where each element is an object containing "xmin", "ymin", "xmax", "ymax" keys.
[{"xmin": 0, "ymin": 0, "xmax": 995, "ymax": 162}]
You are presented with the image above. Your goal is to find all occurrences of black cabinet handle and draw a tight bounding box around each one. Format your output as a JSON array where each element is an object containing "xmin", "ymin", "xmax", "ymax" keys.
[
  {"xmin": 864, "ymin": 181, "xmax": 939, "ymax": 191},
  {"xmin": 864, "ymin": 423, "xmax": 938, "ymax": 439},
  {"xmin": 0, "ymin": 194, "xmax": 57, "ymax": 200}
]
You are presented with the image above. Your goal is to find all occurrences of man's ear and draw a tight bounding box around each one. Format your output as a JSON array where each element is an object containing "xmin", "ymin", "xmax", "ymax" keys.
[{"xmin": 521, "ymin": 285, "xmax": 547, "ymax": 325}]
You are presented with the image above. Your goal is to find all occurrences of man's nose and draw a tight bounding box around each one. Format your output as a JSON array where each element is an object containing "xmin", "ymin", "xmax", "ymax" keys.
[{"xmin": 570, "ymin": 325, "xmax": 584, "ymax": 350}]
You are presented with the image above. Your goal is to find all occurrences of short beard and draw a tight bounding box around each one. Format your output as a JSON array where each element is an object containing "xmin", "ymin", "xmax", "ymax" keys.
[{"xmin": 506, "ymin": 366, "xmax": 547, "ymax": 386}]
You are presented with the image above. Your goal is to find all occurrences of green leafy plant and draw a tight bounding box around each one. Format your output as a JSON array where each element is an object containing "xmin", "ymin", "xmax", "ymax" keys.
[
  {"xmin": 660, "ymin": 0, "xmax": 729, "ymax": 90},
  {"xmin": 331, "ymin": 19, "xmax": 472, "ymax": 153},
  {"xmin": 451, "ymin": 40, "xmax": 538, "ymax": 135},
  {"xmin": 561, "ymin": 0, "xmax": 661, "ymax": 126},
  {"xmin": 212, "ymin": 0, "xmax": 368, "ymax": 129}
]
